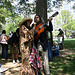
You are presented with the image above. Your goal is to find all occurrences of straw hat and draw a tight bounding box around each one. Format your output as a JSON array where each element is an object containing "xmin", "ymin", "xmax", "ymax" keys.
[{"xmin": 19, "ymin": 17, "xmax": 33, "ymax": 27}]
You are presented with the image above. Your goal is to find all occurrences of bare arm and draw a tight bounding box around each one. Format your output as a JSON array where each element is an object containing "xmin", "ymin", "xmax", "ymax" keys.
[{"xmin": 5, "ymin": 35, "xmax": 8, "ymax": 41}]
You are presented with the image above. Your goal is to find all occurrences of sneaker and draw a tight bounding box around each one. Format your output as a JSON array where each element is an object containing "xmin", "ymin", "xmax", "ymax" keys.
[
  {"xmin": 17, "ymin": 60, "xmax": 20, "ymax": 63},
  {"xmin": 13, "ymin": 60, "xmax": 15, "ymax": 64}
]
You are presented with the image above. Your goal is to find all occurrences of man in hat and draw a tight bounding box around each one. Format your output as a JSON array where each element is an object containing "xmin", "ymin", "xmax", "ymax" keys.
[{"xmin": 57, "ymin": 29, "xmax": 64, "ymax": 50}]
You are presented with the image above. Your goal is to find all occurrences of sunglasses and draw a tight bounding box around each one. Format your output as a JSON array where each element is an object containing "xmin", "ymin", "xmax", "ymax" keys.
[{"xmin": 35, "ymin": 16, "xmax": 39, "ymax": 18}]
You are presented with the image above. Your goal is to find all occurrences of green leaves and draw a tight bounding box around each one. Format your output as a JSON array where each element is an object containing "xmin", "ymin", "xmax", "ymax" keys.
[
  {"xmin": 5, "ymin": 16, "xmax": 23, "ymax": 34},
  {"xmin": 55, "ymin": 10, "xmax": 75, "ymax": 36},
  {"xmin": 0, "ymin": 0, "xmax": 23, "ymax": 33},
  {"xmin": 0, "ymin": 8, "xmax": 11, "ymax": 26}
]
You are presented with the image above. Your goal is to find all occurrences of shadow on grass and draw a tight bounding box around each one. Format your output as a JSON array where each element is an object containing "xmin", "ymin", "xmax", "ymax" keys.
[
  {"xmin": 49, "ymin": 54, "xmax": 75, "ymax": 75},
  {"xmin": 64, "ymin": 39, "xmax": 75, "ymax": 50}
]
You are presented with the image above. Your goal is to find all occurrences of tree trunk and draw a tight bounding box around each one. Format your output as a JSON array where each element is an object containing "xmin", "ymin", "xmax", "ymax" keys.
[
  {"xmin": 64, "ymin": 30, "xmax": 67, "ymax": 37},
  {"xmin": 36, "ymin": 0, "xmax": 47, "ymax": 23}
]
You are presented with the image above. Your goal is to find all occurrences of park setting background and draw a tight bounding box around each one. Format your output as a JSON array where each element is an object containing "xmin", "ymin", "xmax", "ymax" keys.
[{"xmin": 0, "ymin": 0, "xmax": 75, "ymax": 75}]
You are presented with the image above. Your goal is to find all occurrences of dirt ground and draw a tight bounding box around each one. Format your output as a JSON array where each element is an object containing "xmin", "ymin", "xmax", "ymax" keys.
[
  {"xmin": 0, "ymin": 57, "xmax": 21, "ymax": 75},
  {"xmin": 0, "ymin": 49, "xmax": 75, "ymax": 75}
]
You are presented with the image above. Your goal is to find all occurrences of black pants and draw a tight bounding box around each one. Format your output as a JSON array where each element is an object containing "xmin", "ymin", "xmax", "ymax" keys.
[
  {"xmin": 1, "ymin": 44, "xmax": 8, "ymax": 59},
  {"xmin": 59, "ymin": 43, "xmax": 64, "ymax": 50}
]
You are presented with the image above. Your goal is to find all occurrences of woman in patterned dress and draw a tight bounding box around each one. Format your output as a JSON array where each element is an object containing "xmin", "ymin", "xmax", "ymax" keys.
[{"xmin": 19, "ymin": 17, "xmax": 36, "ymax": 75}]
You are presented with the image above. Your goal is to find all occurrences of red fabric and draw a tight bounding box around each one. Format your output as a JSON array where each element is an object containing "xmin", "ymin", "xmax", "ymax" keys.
[{"xmin": 29, "ymin": 46, "xmax": 42, "ymax": 70}]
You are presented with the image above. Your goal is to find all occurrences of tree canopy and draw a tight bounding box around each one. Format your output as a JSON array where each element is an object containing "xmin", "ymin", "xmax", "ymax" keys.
[
  {"xmin": 0, "ymin": 0, "xmax": 23, "ymax": 33},
  {"xmin": 0, "ymin": 0, "xmax": 75, "ymax": 35},
  {"xmin": 55, "ymin": 10, "xmax": 75, "ymax": 37}
]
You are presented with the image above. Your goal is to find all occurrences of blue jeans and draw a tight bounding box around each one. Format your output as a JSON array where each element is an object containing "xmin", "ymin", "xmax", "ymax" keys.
[
  {"xmin": 1, "ymin": 44, "xmax": 8, "ymax": 59},
  {"xmin": 53, "ymin": 50, "xmax": 60, "ymax": 57},
  {"xmin": 48, "ymin": 40, "xmax": 53, "ymax": 61}
]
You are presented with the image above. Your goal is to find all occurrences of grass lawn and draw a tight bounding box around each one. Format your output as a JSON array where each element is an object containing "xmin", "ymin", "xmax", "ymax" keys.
[
  {"xmin": 64, "ymin": 38, "xmax": 75, "ymax": 50},
  {"xmin": 54, "ymin": 38, "xmax": 75, "ymax": 50},
  {"xmin": 50, "ymin": 38, "xmax": 75, "ymax": 75},
  {"xmin": 50, "ymin": 51, "xmax": 75, "ymax": 75}
]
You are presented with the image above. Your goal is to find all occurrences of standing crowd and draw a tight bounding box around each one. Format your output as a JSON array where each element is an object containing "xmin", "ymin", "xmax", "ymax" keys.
[
  {"xmin": 0, "ymin": 29, "xmax": 20, "ymax": 63},
  {"xmin": 0, "ymin": 14, "xmax": 64, "ymax": 75}
]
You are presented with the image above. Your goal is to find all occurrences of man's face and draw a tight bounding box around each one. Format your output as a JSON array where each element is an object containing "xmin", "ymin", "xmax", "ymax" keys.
[{"xmin": 34, "ymin": 16, "xmax": 40, "ymax": 23}]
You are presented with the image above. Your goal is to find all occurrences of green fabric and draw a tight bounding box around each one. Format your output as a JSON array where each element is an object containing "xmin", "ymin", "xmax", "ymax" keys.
[{"xmin": 58, "ymin": 31, "xmax": 64, "ymax": 35}]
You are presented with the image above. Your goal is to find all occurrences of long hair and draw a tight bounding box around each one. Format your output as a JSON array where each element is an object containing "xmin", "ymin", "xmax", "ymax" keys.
[
  {"xmin": 34, "ymin": 15, "xmax": 42, "ymax": 23},
  {"xmin": 22, "ymin": 21, "xmax": 31, "ymax": 30}
]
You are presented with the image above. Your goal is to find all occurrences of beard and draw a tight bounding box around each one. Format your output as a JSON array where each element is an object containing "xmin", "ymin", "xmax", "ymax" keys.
[{"xmin": 34, "ymin": 19, "xmax": 39, "ymax": 23}]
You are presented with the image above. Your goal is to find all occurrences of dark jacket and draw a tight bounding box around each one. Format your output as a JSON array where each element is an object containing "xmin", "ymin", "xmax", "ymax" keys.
[
  {"xmin": 32, "ymin": 21, "xmax": 53, "ymax": 51},
  {"xmin": 12, "ymin": 32, "xmax": 19, "ymax": 44}
]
